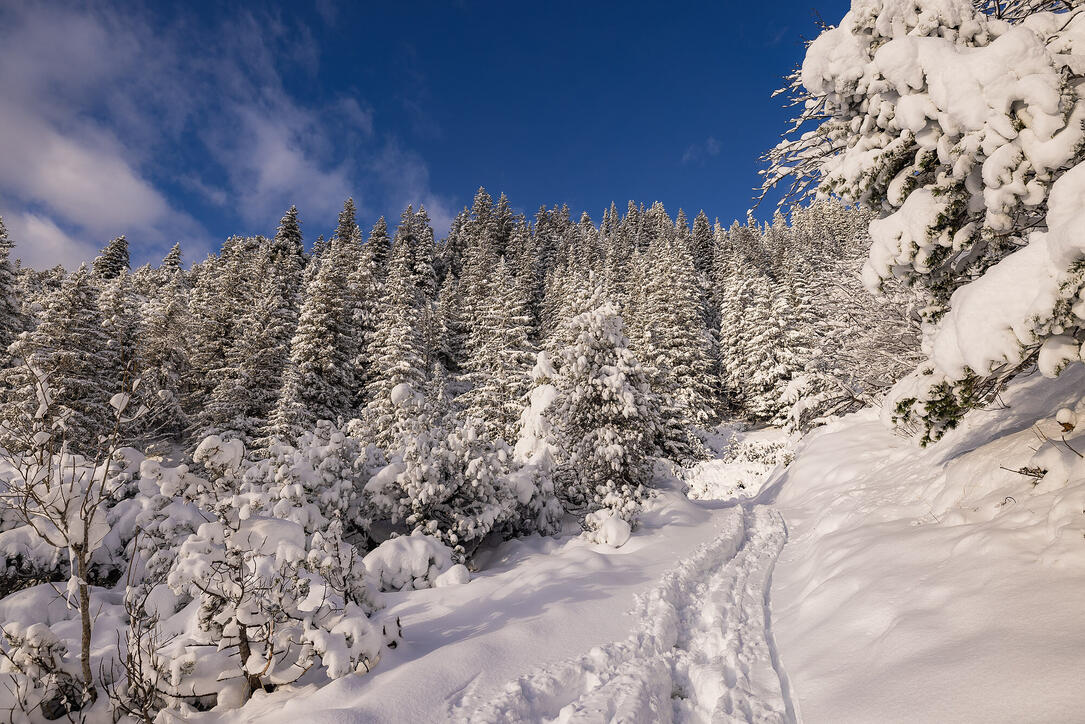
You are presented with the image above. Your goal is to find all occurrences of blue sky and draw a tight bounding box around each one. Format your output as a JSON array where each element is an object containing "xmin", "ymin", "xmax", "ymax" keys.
[{"xmin": 0, "ymin": 0, "xmax": 850, "ymax": 268}]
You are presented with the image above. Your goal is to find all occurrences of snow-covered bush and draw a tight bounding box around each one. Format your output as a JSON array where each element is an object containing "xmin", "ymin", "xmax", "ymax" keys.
[
  {"xmin": 0, "ymin": 622, "xmax": 83, "ymax": 721},
  {"xmin": 362, "ymin": 532, "xmax": 460, "ymax": 591},
  {"xmin": 255, "ymin": 420, "xmax": 382, "ymax": 539},
  {"xmin": 505, "ymin": 351, "xmax": 564, "ymax": 537},
  {"xmin": 367, "ymin": 383, "xmax": 519, "ymax": 561},
  {"xmin": 583, "ymin": 509, "xmax": 632, "ymax": 548},
  {"xmin": 160, "ymin": 434, "xmax": 389, "ymax": 707},
  {"xmin": 765, "ymin": 0, "xmax": 1085, "ymax": 443}
]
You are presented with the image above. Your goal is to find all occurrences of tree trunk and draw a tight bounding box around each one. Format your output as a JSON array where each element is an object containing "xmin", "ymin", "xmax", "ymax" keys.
[
  {"xmin": 235, "ymin": 621, "xmax": 263, "ymax": 700},
  {"xmin": 73, "ymin": 546, "xmax": 97, "ymax": 705}
]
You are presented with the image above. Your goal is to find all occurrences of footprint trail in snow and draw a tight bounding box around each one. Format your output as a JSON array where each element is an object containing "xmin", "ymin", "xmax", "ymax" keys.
[{"xmin": 452, "ymin": 505, "xmax": 794, "ymax": 723}]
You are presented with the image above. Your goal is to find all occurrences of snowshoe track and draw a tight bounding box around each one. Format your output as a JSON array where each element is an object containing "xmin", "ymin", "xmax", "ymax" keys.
[{"xmin": 451, "ymin": 505, "xmax": 793, "ymax": 723}]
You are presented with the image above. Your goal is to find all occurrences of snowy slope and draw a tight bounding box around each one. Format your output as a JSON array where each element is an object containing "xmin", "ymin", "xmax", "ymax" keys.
[
  {"xmin": 212, "ymin": 470, "xmax": 789, "ymax": 724},
  {"xmin": 772, "ymin": 367, "xmax": 1085, "ymax": 723},
  {"xmin": 187, "ymin": 369, "xmax": 1085, "ymax": 724}
]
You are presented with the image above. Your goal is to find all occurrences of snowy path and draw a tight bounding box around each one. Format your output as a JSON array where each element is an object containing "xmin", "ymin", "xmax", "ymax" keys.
[{"xmin": 452, "ymin": 505, "xmax": 795, "ymax": 723}]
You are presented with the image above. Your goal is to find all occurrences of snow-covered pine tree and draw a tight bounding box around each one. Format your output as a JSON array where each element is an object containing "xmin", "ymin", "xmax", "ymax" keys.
[
  {"xmin": 764, "ymin": 0, "xmax": 1085, "ymax": 442},
  {"xmin": 184, "ymin": 236, "xmax": 265, "ymax": 443},
  {"xmin": 493, "ymin": 192, "xmax": 516, "ymax": 259},
  {"xmin": 0, "ymin": 218, "xmax": 24, "ymax": 364},
  {"xmin": 742, "ymin": 275, "xmax": 804, "ymax": 423},
  {"xmin": 160, "ymin": 243, "xmax": 182, "ymax": 275},
  {"xmin": 547, "ymin": 298, "xmax": 657, "ymax": 525},
  {"xmin": 97, "ymin": 270, "xmax": 140, "ymax": 387},
  {"xmin": 457, "ymin": 188, "xmax": 501, "ymax": 360},
  {"xmin": 202, "ymin": 207, "xmax": 306, "ymax": 447},
  {"xmin": 460, "ymin": 258, "xmax": 537, "ymax": 442},
  {"xmin": 438, "ymin": 208, "xmax": 469, "ymax": 285},
  {"xmin": 364, "ymin": 216, "xmax": 391, "ymax": 281},
  {"xmin": 91, "ymin": 236, "xmax": 130, "ymax": 280},
  {"xmin": 363, "ymin": 207, "xmax": 430, "ymax": 446},
  {"xmin": 135, "ymin": 273, "xmax": 190, "ymax": 443},
  {"xmin": 717, "ymin": 243, "xmax": 766, "ymax": 415},
  {"xmin": 367, "ymin": 382, "xmax": 516, "ymax": 562},
  {"xmin": 621, "ymin": 205, "xmax": 713, "ymax": 460},
  {"xmin": 690, "ymin": 210, "xmax": 714, "ymax": 275},
  {"xmin": 0, "ymin": 265, "xmax": 117, "ymax": 453},
  {"xmin": 270, "ymin": 219, "xmax": 356, "ymax": 443},
  {"xmin": 433, "ymin": 272, "xmax": 467, "ymax": 379}
]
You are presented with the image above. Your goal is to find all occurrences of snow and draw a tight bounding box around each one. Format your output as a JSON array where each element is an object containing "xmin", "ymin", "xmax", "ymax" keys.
[
  {"xmin": 596, "ymin": 514, "xmax": 631, "ymax": 548},
  {"xmin": 193, "ymin": 434, "xmax": 245, "ymax": 472},
  {"xmin": 772, "ymin": 367, "xmax": 1085, "ymax": 722},
  {"xmin": 222, "ymin": 370, "xmax": 1085, "ymax": 723},
  {"xmin": 5, "ymin": 375, "xmax": 1085, "ymax": 722},
  {"xmin": 929, "ymin": 163, "xmax": 1085, "ymax": 380},
  {"xmin": 362, "ymin": 533, "xmax": 457, "ymax": 592},
  {"xmin": 215, "ymin": 471, "xmax": 765, "ymax": 724},
  {"xmin": 389, "ymin": 382, "xmax": 415, "ymax": 407}
]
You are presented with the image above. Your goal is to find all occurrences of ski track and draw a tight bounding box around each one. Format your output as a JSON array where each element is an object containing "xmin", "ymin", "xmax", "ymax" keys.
[{"xmin": 451, "ymin": 505, "xmax": 793, "ymax": 724}]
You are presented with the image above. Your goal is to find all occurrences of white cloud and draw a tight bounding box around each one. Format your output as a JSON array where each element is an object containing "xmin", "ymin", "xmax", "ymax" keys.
[
  {"xmin": 682, "ymin": 136, "xmax": 722, "ymax": 165},
  {"xmin": 0, "ymin": 2, "xmax": 449, "ymax": 267},
  {"xmin": 0, "ymin": 105, "xmax": 172, "ymax": 236},
  {"xmin": 2, "ymin": 209, "xmax": 98, "ymax": 270},
  {"xmin": 0, "ymin": 2, "xmax": 202, "ymax": 267},
  {"xmin": 370, "ymin": 140, "xmax": 455, "ymax": 236}
]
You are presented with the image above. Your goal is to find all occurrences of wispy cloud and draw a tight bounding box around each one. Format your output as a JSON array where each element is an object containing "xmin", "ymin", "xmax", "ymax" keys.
[
  {"xmin": 0, "ymin": 2, "xmax": 202, "ymax": 267},
  {"xmin": 0, "ymin": 1, "xmax": 451, "ymax": 268},
  {"xmin": 682, "ymin": 136, "xmax": 722, "ymax": 165}
]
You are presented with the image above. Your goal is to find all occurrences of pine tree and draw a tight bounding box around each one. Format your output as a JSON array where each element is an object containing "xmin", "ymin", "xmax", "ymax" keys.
[
  {"xmin": 0, "ymin": 218, "xmax": 24, "ymax": 363},
  {"xmin": 364, "ymin": 216, "xmax": 391, "ymax": 280},
  {"xmin": 367, "ymin": 383, "xmax": 516, "ymax": 562},
  {"xmin": 204, "ymin": 208, "xmax": 306, "ymax": 446},
  {"xmin": 548, "ymin": 298, "xmax": 656, "ymax": 524},
  {"xmin": 160, "ymin": 243, "xmax": 183, "ymax": 275},
  {"xmin": 461, "ymin": 258, "xmax": 537, "ymax": 442},
  {"xmin": 92, "ymin": 236, "xmax": 130, "ymax": 280},
  {"xmin": 270, "ymin": 235, "xmax": 353, "ymax": 443},
  {"xmin": 97, "ymin": 271, "xmax": 140, "ymax": 385},
  {"xmin": 136, "ymin": 273, "xmax": 190, "ymax": 442},
  {"xmin": 0, "ymin": 265, "xmax": 117, "ymax": 453},
  {"xmin": 691, "ymin": 210, "xmax": 714, "ymax": 274},
  {"xmin": 184, "ymin": 238, "xmax": 263, "ymax": 438},
  {"xmin": 363, "ymin": 211, "xmax": 429, "ymax": 446}
]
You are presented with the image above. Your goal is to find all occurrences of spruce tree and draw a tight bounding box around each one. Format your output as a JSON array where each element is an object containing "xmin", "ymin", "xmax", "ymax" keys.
[
  {"xmin": 204, "ymin": 208, "xmax": 306, "ymax": 446},
  {"xmin": 548, "ymin": 298, "xmax": 657, "ymax": 524},
  {"xmin": 97, "ymin": 271, "xmax": 140, "ymax": 384},
  {"xmin": 136, "ymin": 273, "xmax": 190, "ymax": 442},
  {"xmin": 0, "ymin": 218, "xmax": 23, "ymax": 363},
  {"xmin": 363, "ymin": 211, "xmax": 429, "ymax": 446},
  {"xmin": 270, "ymin": 235, "xmax": 353, "ymax": 443},
  {"xmin": 461, "ymin": 258, "xmax": 537, "ymax": 442},
  {"xmin": 691, "ymin": 210, "xmax": 714, "ymax": 275},
  {"xmin": 92, "ymin": 236, "xmax": 130, "ymax": 280},
  {"xmin": 364, "ymin": 216, "xmax": 391, "ymax": 281},
  {"xmin": 0, "ymin": 265, "xmax": 117, "ymax": 453}
]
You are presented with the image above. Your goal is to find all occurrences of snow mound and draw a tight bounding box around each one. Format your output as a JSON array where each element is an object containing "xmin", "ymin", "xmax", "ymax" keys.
[
  {"xmin": 193, "ymin": 434, "xmax": 245, "ymax": 472},
  {"xmin": 585, "ymin": 511, "xmax": 631, "ymax": 548},
  {"xmin": 362, "ymin": 533, "xmax": 458, "ymax": 592},
  {"xmin": 390, "ymin": 382, "xmax": 416, "ymax": 408},
  {"xmin": 434, "ymin": 563, "xmax": 470, "ymax": 587}
]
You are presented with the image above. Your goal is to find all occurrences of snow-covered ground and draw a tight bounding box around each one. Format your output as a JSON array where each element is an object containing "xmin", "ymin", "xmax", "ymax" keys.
[
  {"xmin": 198, "ymin": 379, "xmax": 1085, "ymax": 722},
  {"xmin": 772, "ymin": 367, "xmax": 1085, "ymax": 723},
  {"xmin": 213, "ymin": 449, "xmax": 794, "ymax": 724}
]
